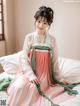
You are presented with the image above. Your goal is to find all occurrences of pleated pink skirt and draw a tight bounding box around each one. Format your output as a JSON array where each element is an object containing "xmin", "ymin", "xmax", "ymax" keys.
[{"xmin": 6, "ymin": 50, "xmax": 75, "ymax": 106}]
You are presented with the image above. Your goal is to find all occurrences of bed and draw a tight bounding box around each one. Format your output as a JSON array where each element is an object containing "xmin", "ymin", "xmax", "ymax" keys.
[{"xmin": 0, "ymin": 51, "xmax": 80, "ymax": 106}]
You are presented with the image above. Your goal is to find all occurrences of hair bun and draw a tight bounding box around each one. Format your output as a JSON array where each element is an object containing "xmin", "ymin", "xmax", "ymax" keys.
[
  {"xmin": 39, "ymin": 6, "xmax": 47, "ymax": 11},
  {"xmin": 47, "ymin": 7, "xmax": 54, "ymax": 15},
  {"xmin": 39, "ymin": 6, "xmax": 54, "ymax": 16}
]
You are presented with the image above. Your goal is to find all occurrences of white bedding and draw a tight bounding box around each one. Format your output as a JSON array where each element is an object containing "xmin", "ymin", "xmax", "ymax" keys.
[{"xmin": 58, "ymin": 57, "xmax": 80, "ymax": 83}]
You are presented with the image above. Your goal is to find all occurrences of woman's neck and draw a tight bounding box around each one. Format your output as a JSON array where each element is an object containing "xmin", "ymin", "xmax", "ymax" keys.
[
  {"xmin": 38, "ymin": 31, "xmax": 45, "ymax": 36},
  {"xmin": 37, "ymin": 31, "xmax": 47, "ymax": 43}
]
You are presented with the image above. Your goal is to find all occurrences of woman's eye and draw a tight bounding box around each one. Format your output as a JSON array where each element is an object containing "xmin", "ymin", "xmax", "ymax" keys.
[{"xmin": 38, "ymin": 21, "xmax": 41, "ymax": 23}]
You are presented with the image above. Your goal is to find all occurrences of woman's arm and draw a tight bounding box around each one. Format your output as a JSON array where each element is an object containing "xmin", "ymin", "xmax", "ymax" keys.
[
  {"xmin": 52, "ymin": 37, "xmax": 60, "ymax": 81},
  {"xmin": 52, "ymin": 37, "xmax": 69, "ymax": 84},
  {"xmin": 20, "ymin": 34, "xmax": 38, "ymax": 82}
]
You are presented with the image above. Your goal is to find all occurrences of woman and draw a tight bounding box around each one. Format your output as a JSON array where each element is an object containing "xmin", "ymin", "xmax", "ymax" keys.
[{"xmin": 7, "ymin": 6, "xmax": 78, "ymax": 106}]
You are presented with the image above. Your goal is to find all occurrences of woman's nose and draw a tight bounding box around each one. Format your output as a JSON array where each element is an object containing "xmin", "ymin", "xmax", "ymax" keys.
[{"xmin": 39, "ymin": 22, "xmax": 43, "ymax": 28}]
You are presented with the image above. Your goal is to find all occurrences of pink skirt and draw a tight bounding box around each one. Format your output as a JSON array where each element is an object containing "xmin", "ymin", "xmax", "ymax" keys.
[{"xmin": 6, "ymin": 50, "xmax": 75, "ymax": 106}]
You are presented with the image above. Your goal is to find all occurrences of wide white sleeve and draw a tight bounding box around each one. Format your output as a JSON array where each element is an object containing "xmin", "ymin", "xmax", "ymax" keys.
[
  {"xmin": 20, "ymin": 35, "xmax": 36, "ymax": 81},
  {"xmin": 52, "ymin": 38, "xmax": 60, "ymax": 81}
]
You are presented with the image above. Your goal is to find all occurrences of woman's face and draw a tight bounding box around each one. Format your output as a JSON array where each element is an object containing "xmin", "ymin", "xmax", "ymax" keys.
[{"xmin": 35, "ymin": 17, "xmax": 49, "ymax": 34}]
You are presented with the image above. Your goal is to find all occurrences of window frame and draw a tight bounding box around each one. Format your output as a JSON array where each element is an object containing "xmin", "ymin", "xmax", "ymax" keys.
[{"xmin": 0, "ymin": 0, "xmax": 5, "ymax": 41}]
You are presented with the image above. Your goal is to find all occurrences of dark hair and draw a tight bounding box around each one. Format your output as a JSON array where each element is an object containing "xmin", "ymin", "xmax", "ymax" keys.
[{"xmin": 34, "ymin": 6, "xmax": 54, "ymax": 25}]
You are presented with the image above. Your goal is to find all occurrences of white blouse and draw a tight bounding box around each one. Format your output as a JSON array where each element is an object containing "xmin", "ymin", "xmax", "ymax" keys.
[{"xmin": 20, "ymin": 31, "xmax": 60, "ymax": 81}]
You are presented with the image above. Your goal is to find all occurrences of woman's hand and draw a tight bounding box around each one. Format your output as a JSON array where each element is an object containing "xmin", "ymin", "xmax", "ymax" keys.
[
  {"xmin": 25, "ymin": 72, "xmax": 40, "ymax": 84},
  {"xmin": 60, "ymin": 79, "xmax": 70, "ymax": 84},
  {"xmin": 30, "ymin": 77, "xmax": 40, "ymax": 84}
]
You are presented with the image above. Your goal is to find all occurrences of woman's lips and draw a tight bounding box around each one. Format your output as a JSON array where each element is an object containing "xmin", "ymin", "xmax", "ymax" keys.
[{"xmin": 39, "ymin": 28, "xmax": 44, "ymax": 30}]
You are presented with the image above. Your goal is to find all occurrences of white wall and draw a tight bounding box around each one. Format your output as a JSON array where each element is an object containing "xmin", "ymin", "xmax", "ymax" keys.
[
  {"xmin": 14, "ymin": 0, "xmax": 80, "ymax": 60},
  {"xmin": 53, "ymin": 1, "xmax": 80, "ymax": 60}
]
